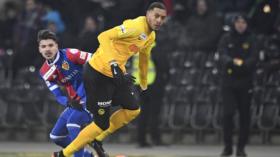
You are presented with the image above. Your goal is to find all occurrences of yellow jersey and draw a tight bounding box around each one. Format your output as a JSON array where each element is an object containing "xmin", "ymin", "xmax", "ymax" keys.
[{"xmin": 89, "ymin": 16, "xmax": 156, "ymax": 90}]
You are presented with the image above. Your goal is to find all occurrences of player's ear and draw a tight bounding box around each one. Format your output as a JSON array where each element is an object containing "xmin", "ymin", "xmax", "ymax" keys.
[
  {"xmin": 146, "ymin": 9, "xmax": 151, "ymax": 17},
  {"xmin": 38, "ymin": 48, "xmax": 43, "ymax": 54}
]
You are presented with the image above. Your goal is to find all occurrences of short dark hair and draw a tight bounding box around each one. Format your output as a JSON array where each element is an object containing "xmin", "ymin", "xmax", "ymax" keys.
[
  {"xmin": 37, "ymin": 29, "xmax": 58, "ymax": 44},
  {"xmin": 147, "ymin": 2, "xmax": 166, "ymax": 11}
]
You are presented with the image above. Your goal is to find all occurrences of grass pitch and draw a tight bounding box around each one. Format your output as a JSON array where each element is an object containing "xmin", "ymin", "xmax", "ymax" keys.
[{"xmin": 0, "ymin": 152, "xmax": 205, "ymax": 157}]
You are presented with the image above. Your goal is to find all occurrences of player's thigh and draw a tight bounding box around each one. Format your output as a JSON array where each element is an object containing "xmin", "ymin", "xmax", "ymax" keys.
[
  {"xmin": 67, "ymin": 110, "xmax": 92, "ymax": 129},
  {"xmin": 83, "ymin": 65, "xmax": 115, "ymax": 129},
  {"xmin": 83, "ymin": 64, "xmax": 114, "ymax": 110},
  {"xmin": 51, "ymin": 108, "xmax": 72, "ymax": 136},
  {"xmin": 113, "ymin": 84, "xmax": 139, "ymax": 110}
]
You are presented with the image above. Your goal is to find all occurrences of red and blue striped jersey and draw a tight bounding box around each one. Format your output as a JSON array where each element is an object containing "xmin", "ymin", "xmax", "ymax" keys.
[{"xmin": 39, "ymin": 48, "xmax": 92, "ymax": 107}]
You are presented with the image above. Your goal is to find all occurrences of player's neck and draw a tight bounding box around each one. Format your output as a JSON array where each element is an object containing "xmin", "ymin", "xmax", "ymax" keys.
[
  {"xmin": 145, "ymin": 17, "xmax": 153, "ymax": 34},
  {"xmin": 47, "ymin": 53, "xmax": 58, "ymax": 64},
  {"xmin": 47, "ymin": 58, "xmax": 55, "ymax": 64}
]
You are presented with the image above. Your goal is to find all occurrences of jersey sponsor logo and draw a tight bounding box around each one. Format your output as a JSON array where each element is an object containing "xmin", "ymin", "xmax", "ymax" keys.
[
  {"xmin": 62, "ymin": 61, "xmax": 69, "ymax": 70},
  {"xmin": 80, "ymin": 51, "xmax": 87, "ymax": 60},
  {"xmin": 69, "ymin": 49, "xmax": 79, "ymax": 54},
  {"xmin": 43, "ymin": 65, "xmax": 56, "ymax": 80},
  {"xmin": 97, "ymin": 100, "xmax": 112, "ymax": 107},
  {"xmin": 129, "ymin": 44, "xmax": 139, "ymax": 53},
  {"xmin": 60, "ymin": 69, "xmax": 79, "ymax": 83},
  {"xmin": 138, "ymin": 33, "xmax": 147, "ymax": 40}
]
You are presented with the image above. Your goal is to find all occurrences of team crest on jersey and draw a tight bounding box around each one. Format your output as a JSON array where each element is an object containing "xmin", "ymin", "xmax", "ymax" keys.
[
  {"xmin": 62, "ymin": 61, "xmax": 69, "ymax": 70},
  {"xmin": 98, "ymin": 109, "xmax": 105, "ymax": 115},
  {"xmin": 138, "ymin": 33, "xmax": 147, "ymax": 40}
]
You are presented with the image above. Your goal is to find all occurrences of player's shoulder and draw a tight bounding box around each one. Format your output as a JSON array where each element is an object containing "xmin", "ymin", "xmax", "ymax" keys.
[
  {"xmin": 134, "ymin": 16, "xmax": 146, "ymax": 23},
  {"xmin": 124, "ymin": 16, "xmax": 144, "ymax": 23},
  {"xmin": 123, "ymin": 16, "xmax": 145, "ymax": 29},
  {"xmin": 65, "ymin": 48, "xmax": 80, "ymax": 54},
  {"xmin": 64, "ymin": 48, "xmax": 81, "ymax": 59}
]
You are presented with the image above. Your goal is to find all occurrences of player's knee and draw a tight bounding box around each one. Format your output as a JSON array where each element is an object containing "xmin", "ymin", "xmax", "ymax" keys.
[
  {"xmin": 49, "ymin": 133, "xmax": 57, "ymax": 141},
  {"xmin": 49, "ymin": 133, "xmax": 66, "ymax": 146}
]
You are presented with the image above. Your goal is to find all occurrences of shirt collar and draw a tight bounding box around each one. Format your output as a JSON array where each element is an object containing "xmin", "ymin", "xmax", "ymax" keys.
[{"xmin": 47, "ymin": 50, "xmax": 60, "ymax": 66}]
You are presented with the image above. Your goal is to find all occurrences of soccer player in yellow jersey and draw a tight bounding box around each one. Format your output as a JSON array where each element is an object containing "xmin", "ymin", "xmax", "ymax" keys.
[{"xmin": 52, "ymin": 2, "xmax": 167, "ymax": 157}]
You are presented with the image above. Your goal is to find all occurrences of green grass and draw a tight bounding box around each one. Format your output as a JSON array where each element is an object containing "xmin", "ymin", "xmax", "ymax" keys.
[
  {"xmin": 0, "ymin": 153, "xmax": 159, "ymax": 157},
  {"xmin": 0, "ymin": 152, "xmax": 49, "ymax": 157},
  {"xmin": 0, "ymin": 152, "xmax": 210, "ymax": 157}
]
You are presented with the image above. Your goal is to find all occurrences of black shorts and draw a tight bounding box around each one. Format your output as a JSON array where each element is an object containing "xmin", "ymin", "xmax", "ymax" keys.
[{"xmin": 83, "ymin": 63, "xmax": 139, "ymax": 130}]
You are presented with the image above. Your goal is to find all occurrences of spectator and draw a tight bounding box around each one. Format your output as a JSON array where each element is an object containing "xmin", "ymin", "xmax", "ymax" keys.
[
  {"xmin": 41, "ymin": 4, "xmax": 65, "ymax": 34},
  {"xmin": 136, "ymin": 41, "xmax": 170, "ymax": 147},
  {"xmin": 0, "ymin": 1, "xmax": 19, "ymax": 49},
  {"xmin": 250, "ymin": 0, "xmax": 279, "ymax": 35},
  {"xmin": 184, "ymin": 0, "xmax": 223, "ymax": 52},
  {"xmin": 0, "ymin": 1, "xmax": 19, "ymax": 79},
  {"xmin": 217, "ymin": 14, "xmax": 258, "ymax": 157},
  {"xmin": 78, "ymin": 16, "xmax": 99, "ymax": 53},
  {"xmin": 260, "ymin": 15, "xmax": 280, "ymax": 74},
  {"xmin": 12, "ymin": 0, "xmax": 44, "ymax": 79},
  {"xmin": 216, "ymin": 0, "xmax": 254, "ymax": 14}
]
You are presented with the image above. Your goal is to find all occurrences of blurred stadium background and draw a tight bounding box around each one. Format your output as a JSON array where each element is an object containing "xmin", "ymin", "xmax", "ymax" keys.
[{"xmin": 0, "ymin": 0, "xmax": 280, "ymax": 156}]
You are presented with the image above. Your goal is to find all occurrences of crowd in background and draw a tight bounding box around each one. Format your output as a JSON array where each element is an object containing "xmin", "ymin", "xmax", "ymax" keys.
[
  {"xmin": 0, "ymin": 0, "xmax": 279, "ymax": 79},
  {"xmin": 0, "ymin": 0, "xmax": 280, "ymax": 145}
]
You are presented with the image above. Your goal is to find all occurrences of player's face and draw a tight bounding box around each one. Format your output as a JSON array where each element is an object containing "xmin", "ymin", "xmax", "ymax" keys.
[
  {"xmin": 234, "ymin": 18, "xmax": 247, "ymax": 34},
  {"xmin": 39, "ymin": 39, "xmax": 58, "ymax": 60},
  {"xmin": 146, "ymin": 8, "xmax": 167, "ymax": 31}
]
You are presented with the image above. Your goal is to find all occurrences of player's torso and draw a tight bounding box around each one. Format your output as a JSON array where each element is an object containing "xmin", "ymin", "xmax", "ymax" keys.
[
  {"xmin": 91, "ymin": 35, "xmax": 153, "ymax": 77},
  {"xmin": 55, "ymin": 51, "xmax": 83, "ymax": 84},
  {"xmin": 113, "ymin": 31, "xmax": 153, "ymax": 61},
  {"xmin": 43, "ymin": 50, "xmax": 83, "ymax": 87},
  {"xmin": 91, "ymin": 17, "xmax": 155, "ymax": 77},
  {"xmin": 113, "ymin": 17, "xmax": 154, "ymax": 63}
]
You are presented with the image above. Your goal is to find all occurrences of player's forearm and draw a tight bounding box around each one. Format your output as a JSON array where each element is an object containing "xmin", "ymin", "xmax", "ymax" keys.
[
  {"xmin": 51, "ymin": 88, "xmax": 68, "ymax": 107},
  {"xmin": 139, "ymin": 51, "xmax": 149, "ymax": 90},
  {"xmin": 55, "ymin": 95, "xmax": 69, "ymax": 107}
]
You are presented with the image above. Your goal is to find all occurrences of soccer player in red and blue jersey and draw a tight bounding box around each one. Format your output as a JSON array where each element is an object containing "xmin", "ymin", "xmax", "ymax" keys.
[{"xmin": 38, "ymin": 29, "xmax": 94, "ymax": 157}]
